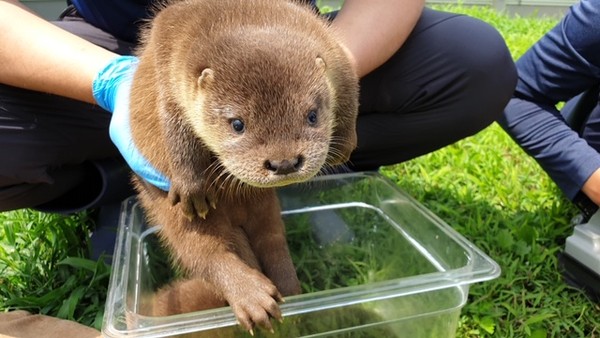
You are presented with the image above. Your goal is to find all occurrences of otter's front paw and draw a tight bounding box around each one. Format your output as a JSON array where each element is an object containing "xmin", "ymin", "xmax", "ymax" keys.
[
  {"xmin": 167, "ymin": 178, "xmax": 216, "ymax": 219},
  {"xmin": 225, "ymin": 271, "xmax": 284, "ymax": 334}
]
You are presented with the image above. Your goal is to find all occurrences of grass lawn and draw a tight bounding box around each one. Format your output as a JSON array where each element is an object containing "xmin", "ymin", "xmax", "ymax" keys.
[{"xmin": 1, "ymin": 3, "xmax": 599, "ymax": 337}]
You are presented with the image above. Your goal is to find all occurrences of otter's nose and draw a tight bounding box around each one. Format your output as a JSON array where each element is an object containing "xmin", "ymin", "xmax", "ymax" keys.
[{"xmin": 264, "ymin": 156, "xmax": 304, "ymax": 175}]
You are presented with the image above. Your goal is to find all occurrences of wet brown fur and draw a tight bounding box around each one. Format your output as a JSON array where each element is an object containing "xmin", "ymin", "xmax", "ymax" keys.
[{"xmin": 129, "ymin": 0, "xmax": 358, "ymax": 333}]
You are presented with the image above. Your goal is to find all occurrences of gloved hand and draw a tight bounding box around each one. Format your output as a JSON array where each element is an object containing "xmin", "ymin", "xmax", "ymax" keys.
[{"xmin": 92, "ymin": 55, "xmax": 171, "ymax": 191}]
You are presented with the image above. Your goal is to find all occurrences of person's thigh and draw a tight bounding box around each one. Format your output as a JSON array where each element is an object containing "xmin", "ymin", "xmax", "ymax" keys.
[
  {"xmin": 563, "ymin": 0, "xmax": 600, "ymax": 72},
  {"xmin": 563, "ymin": 0, "xmax": 600, "ymax": 154},
  {"xmin": 350, "ymin": 8, "xmax": 517, "ymax": 170}
]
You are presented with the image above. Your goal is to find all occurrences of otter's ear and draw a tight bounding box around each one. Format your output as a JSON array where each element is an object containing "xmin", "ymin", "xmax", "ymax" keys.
[
  {"xmin": 316, "ymin": 57, "xmax": 326, "ymax": 72},
  {"xmin": 197, "ymin": 68, "xmax": 214, "ymax": 89}
]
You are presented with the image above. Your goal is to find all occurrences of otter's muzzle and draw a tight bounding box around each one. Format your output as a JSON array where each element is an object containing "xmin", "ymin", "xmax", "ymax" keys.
[{"xmin": 264, "ymin": 156, "xmax": 304, "ymax": 175}]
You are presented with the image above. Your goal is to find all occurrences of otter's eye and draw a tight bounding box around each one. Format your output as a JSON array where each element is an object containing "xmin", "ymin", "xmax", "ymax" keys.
[
  {"xmin": 230, "ymin": 119, "xmax": 245, "ymax": 133},
  {"xmin": 307, "ymin": 110, "xmax": 318, "ymax": 126}
]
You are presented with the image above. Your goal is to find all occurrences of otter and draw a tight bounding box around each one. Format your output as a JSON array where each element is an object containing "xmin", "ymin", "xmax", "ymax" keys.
[{"xmin": 129, "ymin": 0, "xmax": 359, "ymax": 333}]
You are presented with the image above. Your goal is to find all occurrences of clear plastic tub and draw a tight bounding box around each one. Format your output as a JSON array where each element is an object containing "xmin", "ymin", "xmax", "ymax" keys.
[{"xmin": 102, "ymin": 172, "xmax": 500, "ymax": 337}]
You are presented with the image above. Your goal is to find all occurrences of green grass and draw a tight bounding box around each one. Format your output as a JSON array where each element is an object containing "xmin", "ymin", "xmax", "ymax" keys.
[
  {"xmin": 1, "ymin": 4, "xmax": 600, "ymax": 337},
  {"xmin": 0, "ymin": 211, "xmax": 109, "ymax": 328}
]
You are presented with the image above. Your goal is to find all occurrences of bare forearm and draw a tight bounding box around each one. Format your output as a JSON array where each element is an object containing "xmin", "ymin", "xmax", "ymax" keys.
[
  {"xmin": 582, "ymin": 168, "xmax": 600, "ymax": 206},
  {"xmin": 332, "ymin": 0, "xmax": 424, "ymax": 78},
  {"xmin": 0, "ymin": 0, "xmax": 117, "ymax": 103}
]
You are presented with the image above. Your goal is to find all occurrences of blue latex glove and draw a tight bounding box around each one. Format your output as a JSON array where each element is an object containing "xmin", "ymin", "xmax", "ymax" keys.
[{"xmin": 92, "ymin": 56, "xmax": 171, "ymax": 191}]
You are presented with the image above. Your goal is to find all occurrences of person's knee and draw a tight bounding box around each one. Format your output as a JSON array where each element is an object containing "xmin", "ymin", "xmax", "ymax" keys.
[
  {"xmin": 0, "ymin": 165, "xmax": 86, "ymax": 212},
  {"xmin": 0, "ymin": 159, "xmax": 135, "ymax": 213},
  {"xmin": 437, "ymin": 15, "xmax": 517, "ymax": 131},
  {"xmin": 448, "ymin": 15, "xmax": 517, "ymax": 99}
]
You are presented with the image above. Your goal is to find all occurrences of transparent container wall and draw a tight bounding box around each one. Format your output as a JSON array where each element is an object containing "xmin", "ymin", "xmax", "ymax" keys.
[
  {"xmin": 278, "ymin": 174, "xmax": 475, "ymax": 274},
  {"xmin": 103, "ymin": 173, "xmax": 499, "ymax": 338},
  {"xmin": 128, "ymin": 227, "xmax": 466, "ymax": 337}
]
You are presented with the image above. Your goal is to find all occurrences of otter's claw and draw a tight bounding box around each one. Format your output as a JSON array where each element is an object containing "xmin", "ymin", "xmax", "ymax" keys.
[{"xmin": 168, "ymin": 179, "xmax": 217, "ymax": 219}]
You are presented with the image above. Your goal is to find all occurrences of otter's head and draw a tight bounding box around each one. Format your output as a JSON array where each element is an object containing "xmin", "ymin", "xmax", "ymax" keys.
[{"xmin": 183, "ymin": 29, "xmax": 354, "ymax": 188}]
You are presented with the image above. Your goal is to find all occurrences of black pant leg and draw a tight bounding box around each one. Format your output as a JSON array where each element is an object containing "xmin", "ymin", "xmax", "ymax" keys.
[
  {"xmin": 0, "ymin": 82, "xmax": 121, "ymax": 212},
  {"xmin": 0, "ymin": 15, "xmax": 134, "ymax": 212},
  {"xmin": 350, "ymin": 8, "xmax": 517, "ymax": 170}
]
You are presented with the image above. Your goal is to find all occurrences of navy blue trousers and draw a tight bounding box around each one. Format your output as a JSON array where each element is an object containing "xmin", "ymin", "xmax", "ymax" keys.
[
  {"xmin": 0, "ymin": 7, "xmax": 516, "ymax": 212},
  {"xmin": 499, "ymin": 0, "xmax": 600, "ymax": 215}
]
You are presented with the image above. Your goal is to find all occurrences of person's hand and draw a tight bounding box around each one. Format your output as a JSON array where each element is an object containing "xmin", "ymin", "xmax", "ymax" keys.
[{"xmin": 92, "ymin": 56, "xmax": 171, "ymax": 191}]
